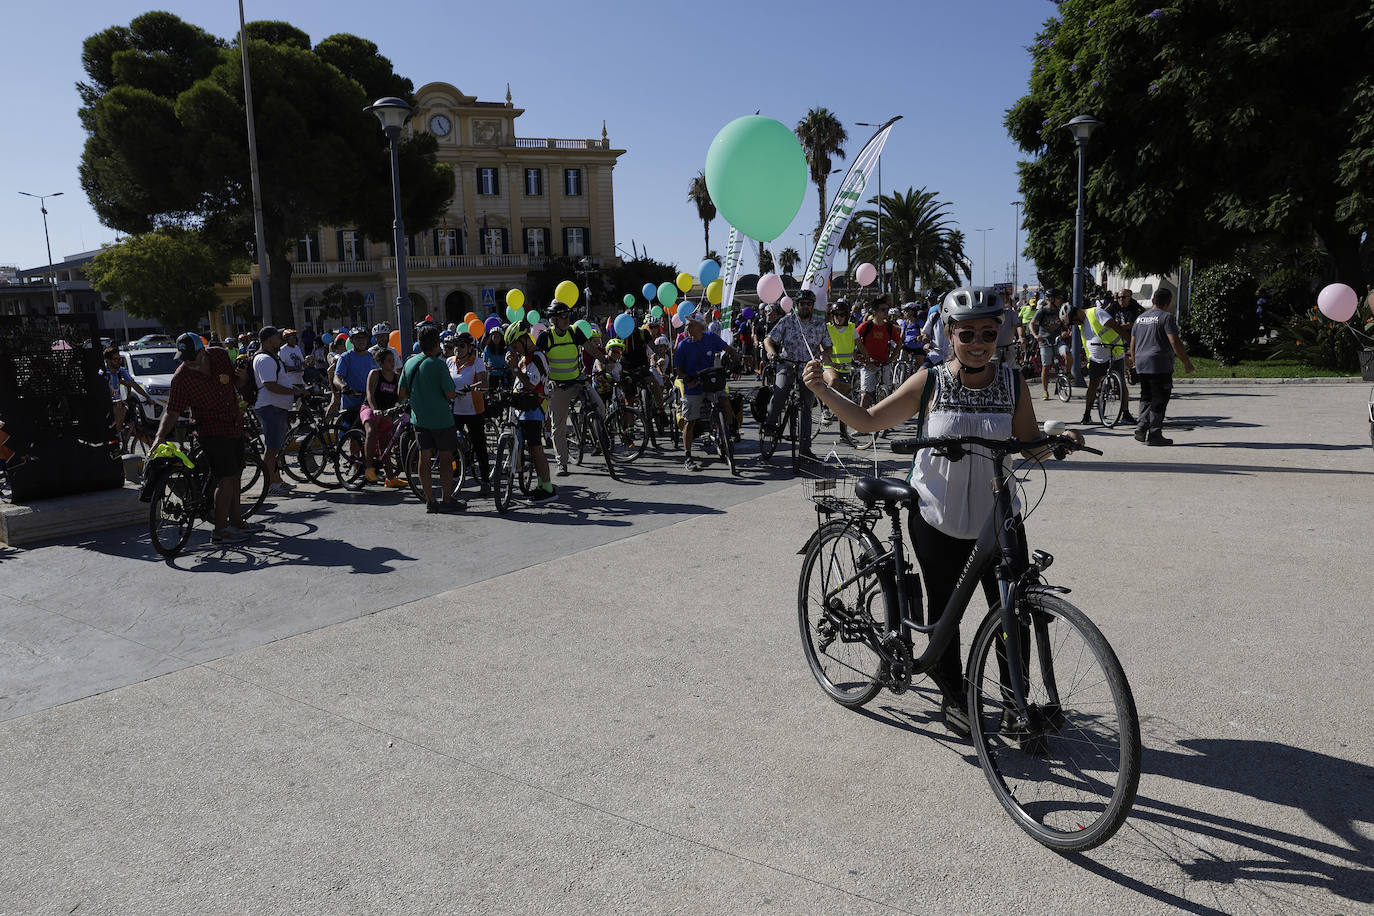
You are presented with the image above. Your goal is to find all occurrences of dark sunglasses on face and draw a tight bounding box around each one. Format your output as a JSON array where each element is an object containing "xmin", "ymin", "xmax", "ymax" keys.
[{"xmin": 954, "ymin": 328, "xmax": 1001, "ymax": 344}]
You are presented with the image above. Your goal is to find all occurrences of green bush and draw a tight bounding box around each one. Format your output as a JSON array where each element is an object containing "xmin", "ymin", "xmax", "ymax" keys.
[
  {"xmin": 1267, "ymin": 301, "xmax": 1373, "ymax": 373},
  {"xmin": 1186, "ymin": 262, "xmax": 1260, "ymax": 365}
]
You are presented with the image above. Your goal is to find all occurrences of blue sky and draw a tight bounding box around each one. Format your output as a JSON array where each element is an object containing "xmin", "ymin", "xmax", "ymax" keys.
[{"xmin": 2, "ymin": 0, "xmax": 1056, "ymax": 289}]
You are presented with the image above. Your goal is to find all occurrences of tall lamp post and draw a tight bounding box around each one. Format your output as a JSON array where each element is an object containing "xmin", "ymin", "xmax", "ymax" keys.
[
  {"xmin": 1064, "ymin": 114, "xmax": 1101, "ymax": 384},
  {"xmin": 976, "ymin": 228, "xmax": 994, "ymax": 286},
  {"xmin": 19, "ymin": 191, "xmax": 63, "ymax": 313},
  {"xmin": 366, "ymin": 97, "xmax": 416, "ymax": 356},
  {"xmin": 1010, "ymin": 201, "xmax": 1023, "ymax": 294},
  {"xmin": 854, "ymin": 122, "xmax": 884, "ymax": 293}
]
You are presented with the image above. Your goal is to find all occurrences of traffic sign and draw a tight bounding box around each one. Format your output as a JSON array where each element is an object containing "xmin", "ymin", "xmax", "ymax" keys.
[
  {"xmin": 364, "ymin": 292, "xmax": 376, "ymax": 308},
  {"xmin": 481, "ymin": 288, "xmax": 496, "ymax": 307}
]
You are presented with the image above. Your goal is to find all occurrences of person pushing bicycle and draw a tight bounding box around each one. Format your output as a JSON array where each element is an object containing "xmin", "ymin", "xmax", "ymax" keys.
[{"xmin": 802, "ymin": 286, "xmax": 1085, "ymax": 736}]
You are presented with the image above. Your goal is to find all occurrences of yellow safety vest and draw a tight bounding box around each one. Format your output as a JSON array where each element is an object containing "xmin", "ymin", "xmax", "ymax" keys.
[
  {"xmin": 545, "ymin": 328, "xmax": 582, "ymax": 381},
  {"xmin": 827, "ymin": 321, "xmax": 856, "ymax": 369},
  {"xmin": 1083, "ymin": 307, "xmax": 1123, "ymax": 352}
]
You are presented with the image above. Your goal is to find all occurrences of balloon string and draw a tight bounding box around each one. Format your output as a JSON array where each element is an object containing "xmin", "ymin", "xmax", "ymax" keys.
[{"xmin": 792, "ymin": 311, "xmax": 817, "ymax": 360}]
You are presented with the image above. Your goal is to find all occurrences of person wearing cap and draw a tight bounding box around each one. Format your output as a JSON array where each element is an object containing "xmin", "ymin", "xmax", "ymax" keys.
[
  {"xmin": 446, "ymin": 331, "xmax": 491, "ymax": 492},
  {"xmin": 279, "ymin": 328, "xmax": 305, "ymax": 390},
  {"xmin": 333, "ymin": 327, "xmax": 381, "ymax": 457},
  {"xmin": 1029, "ymin": 289, "xmax": 1072, "ymax": 399},
  {"xmin": 399, "ymin": 324, "xmax": 463, "ymax": 513},
  {"xmin": 151, "ymin": 333, "xmax": 259, "ymax": 545},
  {"xmin": 535, "ymin": 301, "xmax": 605, "ymax": 477},
  {"xmin": 504, "ymin": 323, "xmax": 557, "ymax": 500},
  {"xmin": 252, "ymin": 327, "xmax": 304, "ymax": 496},
  {"xmin": 674, "ymin": 312, "xmax": 738, "ymax": 472},
  {"xmin": 762, "ymin": 288, "xmax": 830, "ymax": 458}
]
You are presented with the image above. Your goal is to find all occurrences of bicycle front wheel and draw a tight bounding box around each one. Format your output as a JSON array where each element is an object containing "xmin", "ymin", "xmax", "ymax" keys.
[
  {"xmin": 590, "ymin": 413, "xmax": 617, "ymax": 480},
  {"xmin": 148, "ymin": 468, "xmax": 196, "ymax": 558},
  {"xmin": 1055, "ymin": 373, "xmax": 1072, "ymax": 403},
  {"xmin": 297, "ymin": 429, "xmax": 336, "ymax": 488},
  {"xmin": 608, "ymin": 406, "xmax": 648, "ymax": 464},
  {"xmin": 334, "ymin": 428, "xmax": 369, "ymax": 490},
  {"xmin": 714, "ymin": 404, "xmax": 736, "ymax": 476},
  {"xmin": 966, "ymin": 593, "xmax": 1141, "ymax": 852},
  {"xmin": 797, "ymin": 520, "xmax": 893, "ymax": 707},
  {"xmin": 240, "ymin": 454, "xmax": 269, "ymax": 519},
  {"xmin": 492, "ymin": 433, "xmax": 515, "ymax": 514},
  {"xmin": 1097, "ymin": 373, "xmax": 1124, "ymax": 428}
]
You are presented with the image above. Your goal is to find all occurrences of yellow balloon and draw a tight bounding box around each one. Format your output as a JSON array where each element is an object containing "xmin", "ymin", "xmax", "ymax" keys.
[
  {"xmin": 675, "ymin": 272, "xmax": 694, "ymax": 293},
  {"xmin": 555, "ymin": 280, "xmax": 579, "ymax": 306},
  {"xmin": 506, "ymin": 288, "xmax": 525, "ymax": 309},
  {"xmin": 706, "ymin": 279, "xmax": 724, "ymax": 305}
]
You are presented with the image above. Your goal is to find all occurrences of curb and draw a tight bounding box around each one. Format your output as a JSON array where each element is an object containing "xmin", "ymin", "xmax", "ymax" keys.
[{"xmin": 1172, "ymin": 376, "xmax": 1365, "ymax": 385}]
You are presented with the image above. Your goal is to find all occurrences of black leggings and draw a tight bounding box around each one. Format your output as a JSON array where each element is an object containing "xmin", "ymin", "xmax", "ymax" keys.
[
  {"xmin": 908, "ymin": 509, "xmax": 1028, "ymax": 699},
  {"xmin": 456, "ymin": 413, "xmax": 490, "ymax": 482}
]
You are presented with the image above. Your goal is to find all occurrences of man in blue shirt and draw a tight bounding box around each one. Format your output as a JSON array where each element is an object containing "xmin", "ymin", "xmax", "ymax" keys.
[
  {"xmin": 674, "ymin": 313, "xmax": 738, "ymax": 472},
  {"xmin": 332, "ymin": 327, "xmax": 380, "ymax": 461}
]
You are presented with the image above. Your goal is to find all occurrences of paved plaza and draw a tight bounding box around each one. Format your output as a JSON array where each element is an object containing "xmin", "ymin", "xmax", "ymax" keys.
[{"xmin": 2, "ymin": 381, "xmax": 1371, "ymax": 914}]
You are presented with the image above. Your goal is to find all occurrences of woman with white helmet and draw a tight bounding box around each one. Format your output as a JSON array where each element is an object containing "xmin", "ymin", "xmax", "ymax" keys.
[{"xmin": 803, "ymin": 286, "xmax": 1085, "ymax": 737}]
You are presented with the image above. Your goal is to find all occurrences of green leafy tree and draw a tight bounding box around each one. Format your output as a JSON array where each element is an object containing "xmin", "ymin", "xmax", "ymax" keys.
[
  {"xmin": 795, "ymin": 108, "xmax": 848, "ymax": 238},
  {"xmin": 84, "ymin": 229, "xmax": 231, "ymax": 329},
  {"xmin": 853, "ymin": 188, "xmax": 967, "ymax": 302},
  {"xmin": 687, "ymin": 171, "xmax": 716, "ymax": 258},
  {"xmin": 1186, "ymin": 261, "xmax": 1259, "ymax": 365},
  {"xmin": 758, "ymin": 248, "xmax": 775, "ymax": 275},
  {"xmin": 77, "ymin": 12, "xmax": 455, "ymax": 318},
  {"xmin": 777, "ymin": 247, "xmax": 801, "ymax": 277},
  {"xmin": 1006, "ymin": 0, "xmax": 1374, "ymax": 294}
]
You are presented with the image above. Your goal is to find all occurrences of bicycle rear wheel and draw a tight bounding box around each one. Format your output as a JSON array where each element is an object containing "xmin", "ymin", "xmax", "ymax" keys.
[
  {"xmin": 297, "ymin": 429, "xmax": 337, "ymax": 488},
  {"xmin": 797, "ymin": 520, "xmax": 892, "ymax": 707},
  {"xmin": 590, "ymin": 413, "xmax": 618, "ymax": 480},
  {"xmin": 714, "ymin": 404, "xmax": 737, "ymax": 475},
  {"xmin": 333, "ymin": 428, "xmax": 369, "ymax": 490},
  {"xmin": 1096, "ymin": 373, "xmax": 1124, "ymax": 428},
  {"xmin": 148, "ymin": 468, "xmax": 196, "ymax": 558},
  {"xmin": 967, "ymin": 593, "xmax": 1141, "ymax": 852},
  {"xmin": 608, "ymin": 406, "xmax": 648, "ymax": 464},
  {"xmin": 492, "ymin": 433, "xmax": 515, "ymax": 514},
  {"xmin": 240, "ymin": 454, "xmax": 269, "ymax": 519},
  {"xmin": 1055, "ymin": 372, "xmax": 1072, "ymax": 403}
]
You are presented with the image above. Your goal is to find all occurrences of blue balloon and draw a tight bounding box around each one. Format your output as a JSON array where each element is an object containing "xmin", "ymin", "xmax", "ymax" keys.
[
  {"xmin": 641, "ymin": 282, "xmax": 657, "ymax": 301},
  {"xmin": 698, "ymin": 259, "xmax": 721, "ymax": 285},
  {"xmin": 613, "ymin": 313, "xmax": 636, "ymax": 339},
  {"xmin": 677, "ymin": 301, "xmax": 696, "ymax": 319}
]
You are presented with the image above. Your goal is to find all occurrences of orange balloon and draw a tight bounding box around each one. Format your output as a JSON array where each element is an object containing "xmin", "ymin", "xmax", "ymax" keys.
[
  {"xmin": 388, "ymin": 329, "xmax": 401, "ymax": 354},
  {"xmin": 464, "ymin": 312, "xmax": 478, "ymax": 324},
  {"xmin": 667, "ymin": 304, "xmax": 678, "ymax": 315},
  {"xmin": 467, "ymin": 318, "xmax": 485, "ymax": 339}
]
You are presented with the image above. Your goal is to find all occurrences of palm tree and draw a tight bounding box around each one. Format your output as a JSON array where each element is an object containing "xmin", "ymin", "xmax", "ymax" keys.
[
  {"xmin": 687, "ymin": 171, "xmax": 716, "ymax": 257},
  {"xmin": 778, "ymin": 247, "xmax": 801, "ymax": 276},
  {"xmin": 758, "ymin": 248, "xmax": 775, "ymax": 274},
  {"xmin": 795, "ymin": 108, "xmax": 848, "ymax": 240},
  {"xmin": 853, "ymin": 187, "xmax": 968, "ymax": 303},
  {"xmin": 839, "ymin": 217, "xmax": 867, "ymax": 283}
]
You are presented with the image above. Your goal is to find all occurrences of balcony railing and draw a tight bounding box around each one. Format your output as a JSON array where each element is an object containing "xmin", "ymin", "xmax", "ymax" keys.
[
  {"xmin": 227, "ymin": 254, "xmax": 551, "ymax": 285},
  {"xmin": 514, "ymin": 137, "xmax": 611, "ymax": 150}
]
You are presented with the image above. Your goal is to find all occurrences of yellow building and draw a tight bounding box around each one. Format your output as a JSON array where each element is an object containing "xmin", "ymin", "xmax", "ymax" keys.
[{"xmin": 226, "ymin": 81, "xmax": 624, "ymax": 333}]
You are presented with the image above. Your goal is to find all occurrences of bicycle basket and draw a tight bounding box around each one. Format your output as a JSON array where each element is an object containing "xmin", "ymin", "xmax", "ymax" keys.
[
  {"xmin": 802, "ymin": 457, "xmax": 867, "ymax": 516},
  {"xmin": 1359, "ymin": 349, "xmax": 1374, "ymax": 382},
  {"xmin": 698, "ymin": 367, "xmax": 728, "ymax": 393}
]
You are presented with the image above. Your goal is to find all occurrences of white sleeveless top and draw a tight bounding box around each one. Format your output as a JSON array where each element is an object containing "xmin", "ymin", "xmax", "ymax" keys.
[{"xmin": 907, "ymin": 362, "xmax": 1021, "ymax": 539}]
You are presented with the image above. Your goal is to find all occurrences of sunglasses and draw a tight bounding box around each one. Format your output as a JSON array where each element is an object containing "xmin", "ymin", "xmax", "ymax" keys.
[{"xmin": 954, "ymin": 328, "xmax": 1001, "ymax": 344}]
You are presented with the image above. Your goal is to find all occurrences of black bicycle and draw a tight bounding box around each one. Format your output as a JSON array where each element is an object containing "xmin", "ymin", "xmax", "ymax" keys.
[
  {"xmin": 145, "ymin": 438, "xmax": 269, "ymax": 558},
  {"xmin": 687, "ymin": 365, "xmax": 738, "ymax": 476},
  {"xmin": 1095, "ymin": 341, "xmax": 1130, "ymax": 428},
  {"xmin": 758, "ymin": 359, "xmax": 818, "ymax": 473},
  {"xmin": 795, "ymin": 433, "xmax": 1140, "ymax": 851}
]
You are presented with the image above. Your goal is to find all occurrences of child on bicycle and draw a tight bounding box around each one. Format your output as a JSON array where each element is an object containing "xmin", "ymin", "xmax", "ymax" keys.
[
  {"xmin": 504, "ymin": 323, "xmax": 557, "ymax": 501},
  {"xmin": 802, "ymin": 286, "xmax": 1085, "ymax": 737}
]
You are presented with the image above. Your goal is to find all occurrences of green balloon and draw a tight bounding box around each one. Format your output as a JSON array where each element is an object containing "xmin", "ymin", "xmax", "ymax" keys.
[
  {"xmin": 650, "ymin": 305, "xmax": 664, "ymax": 319},
  {"xmin": 527, "ymin": 309, "xmax": 541, "ymax": 326},
  {"xmin": 657, "ymin": 282, "xmax": 679, "ymax": 307},
  {"xmin": 622, "ymin": 293, "xmax": 636, "ymax": 308},
  {"xmin": 704, "ymin": 115, "xmax": 808, "ymax": 242},
  {"xmin": 575, "ymin": 319, "xmax": 594, "ymax": 336}
]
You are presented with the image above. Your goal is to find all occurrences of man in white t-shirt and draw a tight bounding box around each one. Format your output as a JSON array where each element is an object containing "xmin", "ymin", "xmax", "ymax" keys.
[
  {"xmin": 279, "ymin": 328, "xmax": 305, "ymax": 389},
  {"xmin": 253, "ymin": 327, "xmax": 304, "ymax": 495}
]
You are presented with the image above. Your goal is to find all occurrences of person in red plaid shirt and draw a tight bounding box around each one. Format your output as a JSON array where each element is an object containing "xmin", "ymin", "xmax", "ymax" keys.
[{"xmin": 150, "ymin": 332, "xmax": 261, "ymax": 545}]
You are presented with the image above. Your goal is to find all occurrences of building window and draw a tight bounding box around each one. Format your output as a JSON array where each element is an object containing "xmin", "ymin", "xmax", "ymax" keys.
[
  {"xmin": 525, "ymin": 228, "xmax": 546, "ymax": 257},
  {"xmin": 564, "ymin": 227, "xmax": 586, "ymax": 257},
  {"xmin": 340, "ymin": 230, "xmax": 363, "ymax": 262},
  {"xmin": 295, "ymin": 232, "xmax": 320, "ymax": 263},
  {"xmin": 564, "ymin": 168, "xmax": 582, "ymax": 196},
  {"xmin": 524, "ymin": 168, "xmax": 543, "ymax": 196},
  {"xmin": 477, "ymin": 167, "xmax": 500, "ymax": 195},
  {"xmin": 480, "ymin": 228, "xmax": 507, "ymax": 255},
  {"xmin": 435, "ymin": 228, "xmax": 460, "ymax": 256}
]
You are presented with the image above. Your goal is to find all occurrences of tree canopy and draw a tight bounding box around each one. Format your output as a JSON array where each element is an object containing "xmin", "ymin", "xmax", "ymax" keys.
[
  {"xmin": 1006, "ymin": 0, "xmax": 1374, "ymax": 292},
  {"xmin": 78, "ymin": 12, "xmax": 455, "ymax": 316},
  {"xmin": 84, "ymin": 229, "xmax": 230, "ymax": 329},
  {"xmin": 852, "ymin": 188, "xmax": 968, "ymax": 302}
]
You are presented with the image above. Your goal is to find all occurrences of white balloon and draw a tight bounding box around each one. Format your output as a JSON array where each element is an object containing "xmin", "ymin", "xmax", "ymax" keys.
[{"xmin": 1043, "ymin": 420, "xmax": 1065, "ymax": 435}]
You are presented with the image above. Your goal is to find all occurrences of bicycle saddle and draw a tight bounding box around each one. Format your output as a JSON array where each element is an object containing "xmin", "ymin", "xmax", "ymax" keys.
[{"xmin": 855, "ymin": 476, "xmax": 919, "ymax": 508}]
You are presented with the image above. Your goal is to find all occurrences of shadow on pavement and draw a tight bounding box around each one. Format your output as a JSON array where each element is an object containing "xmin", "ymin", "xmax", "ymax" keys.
[{"xmin": 1049, "ymin": 458, "xmax": 1374, "ymax": 477}]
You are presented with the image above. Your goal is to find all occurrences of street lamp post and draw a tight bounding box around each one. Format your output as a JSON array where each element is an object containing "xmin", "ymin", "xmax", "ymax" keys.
[
  {"xmin": 1064, "ymin": 114, "xmax": 1101, "ymax": 384},
  {"xmin": 1010, "ymin": 201, "xmax": 1023, "ymax": 294},
  {"xmin": 976, "ymin": 228, "xmax": 994, "ymax": 286},
  {"xmin": 18, "ymin": 191, "xmax": 63, "ymax": 313},
  {"xmin": 365, "ymin": 97, "xmax": 416, "ymax": 356},
  {"xmin": 854, "ymin": 122, "xmax": 884, "ymax": 293}
]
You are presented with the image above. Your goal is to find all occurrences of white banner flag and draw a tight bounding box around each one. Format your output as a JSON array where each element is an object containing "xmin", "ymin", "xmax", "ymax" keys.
[
  {"xmin": 801, "ymin": 116, "xmax": 901, "ymax": 313},
  {"xmin": 719, "ymin": 224, "xmax": 750, "ymax": 328}
]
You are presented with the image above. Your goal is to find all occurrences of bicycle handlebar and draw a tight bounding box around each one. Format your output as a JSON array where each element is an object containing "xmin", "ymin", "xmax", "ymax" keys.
[{"xmin": 890, "ymin": 434, "xmax": 1103, "ymax": 460}]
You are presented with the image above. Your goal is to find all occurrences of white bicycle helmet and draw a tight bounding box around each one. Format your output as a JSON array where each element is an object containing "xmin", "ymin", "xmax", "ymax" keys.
[
  {"xmin": 941, "ymin": 287, "xmax": 1004, "ymax": 324},
  {"xmin": 1059, "ymin": 303, "xmax": 1074, "ymax": 321},
  {"xmin": 371, "ymin": 322, "xmax": 390, "ymax": 335}
]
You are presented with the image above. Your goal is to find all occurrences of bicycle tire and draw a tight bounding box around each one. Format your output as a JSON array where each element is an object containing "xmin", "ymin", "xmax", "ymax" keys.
[
  {"xmin": 1055, "ymin": 372, "xmax": 1072, "ymax": 403},
  {"xmin": 608, "ymin": 406, "xmax": 648, "ymax": 464},
  {"xmin": 1097, "ymin": 373, "xmax": 1124, "ymax": 428},
  {"xmin": 405, "ymin": 444, "xmax": 444, "ymax": 504},
  {"xmin": 148, "ymin": 468, "xmax": 196, "ymax": 558},
  {"xmin": 966, "ymin": 593, "xmax": 1141, "ymax": 852},
  {"xmin": 590, "ymin": 413, "xmax": 618, "ymax": 480},
  {"xmin": 808, "ymin": 396, "xmax": 824, "ymax": 446},
  {"xmin": 759, "ymin": 396, "xmax": 788, "ymax": 461},
  {"xmin": 714, "ymin": 404, "xmax": 737, "ymax": 475},
  {"xmin": 797, "ymin": 520, "xmax": 892, "ymax": 707},
  {"xmin": 333, "ymin": 428, "xmax": 369, "ymax": 490},
  {"xmin": 492, "ymin": 433, "xmax": 515, "ymax": 514},
  {"xmin": 240, "ymin": 454, "xmax": 269, "ymax": 519},
  {"xmin": 297, "ymin": 429, "xmax": 337, "ymax": 488},
  {"xmin": 789, "ymin": 405, "xmax": 799, "ymax": 474}
]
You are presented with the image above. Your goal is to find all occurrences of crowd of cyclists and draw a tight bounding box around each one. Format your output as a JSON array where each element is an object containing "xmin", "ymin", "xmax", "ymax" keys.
[{"xmin": 115, "ymin": 279, "xmax": 1154, "ymax": 544}]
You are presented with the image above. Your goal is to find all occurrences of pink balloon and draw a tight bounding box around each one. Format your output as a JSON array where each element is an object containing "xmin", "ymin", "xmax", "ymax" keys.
[
  {"xmin": 756, "ymin": 272, "xmax": 784, "ymax": 304},
  {"xmin": 671, "ymin": 315, "xmax": 683, "ymax": 328},
  {"xmin": 1317, "ymin": 283, "xmax": 1358, "ymax": 322},
  {"xmin": 531, "ymin": 323, "xmax": 547, "ymax": 336},
  {"xmin": 855, "ymin": 262, "xmax": 877, "ymax": 287},
  {"xmin": 780, "ymin": 296, "xmax": 794, "ymax": 313}
]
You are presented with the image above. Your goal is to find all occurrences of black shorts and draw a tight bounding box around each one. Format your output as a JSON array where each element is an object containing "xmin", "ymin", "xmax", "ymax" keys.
[
  {"xmin": 1087, "ymin": 360, "xmax": 1112, "ymax": 381},
  {"xmin": 201, "ymin": 435, "xmax": 246, "ymax": 480},
  {"xmin": 519, "ymin": 419, "xmax": 545, "ymax": 443},
  {"xmin": 415, "ymin": 423, "xmax": 458, "ymax": 453}
]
